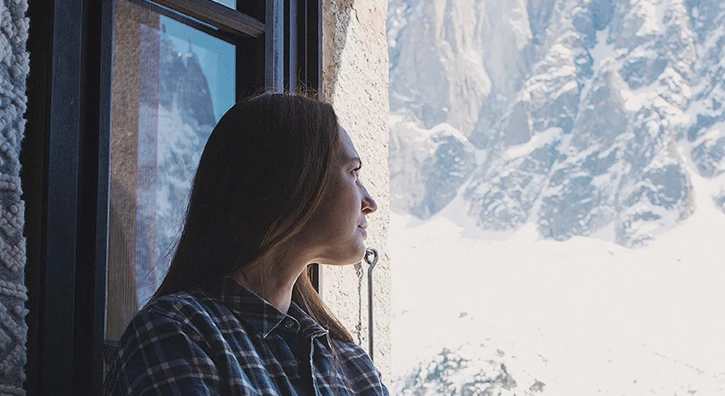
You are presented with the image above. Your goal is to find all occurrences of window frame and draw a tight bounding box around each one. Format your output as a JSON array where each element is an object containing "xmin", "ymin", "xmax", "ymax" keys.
[{"xmin": 23, "ymin": 0, "xmax": 322, "ymax": 394}]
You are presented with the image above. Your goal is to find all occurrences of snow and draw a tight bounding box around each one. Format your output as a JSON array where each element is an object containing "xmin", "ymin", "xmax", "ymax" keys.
[
  {"xmin": 391, "ymin": 163, "xmax": 725, "ymax": 394},
  {"xmin": 473, "ymin": 148, "xmax": 488, "ymax": 165},
  {"xmin": 578, "ymin": 27, "xmax": 616, "ymax": 110},
  {"xmin": 553, "ymin": 80, "xmax": 578, "ymax": 99},
  {"xmin": 632, "ymin": 0, "xmax": 667, "ymax": 37},
  {"xmin": 621, "ymin": 80, "xmax": 662, "ymax": 112},
  {"xmin": 387, "ymin": 1, "xmax": 410, "ymax": 49},
  {"xmin": 691, "ymin": 122, "xmax": 725, "ymax": 147},
  {"xmin": 587, "ymin": 220, "xmax": 617, "ymax": 242},
  {"xmin": 507, "ymin": 3, "xmax": 533, "ymax": 51},
  {"xmin": 504, "ymin": 128, "xmax": 562, "ymax": 158},
  {"xmin": 590, "ymin": 28, "xmax": 616, "ymax": 74},
  {"xmin": 655, "ymin": 0, "xmax": 671, "ymax": 34},
  {"xmin": 700, "ymin": 24, "xmax": 725, "ymax": 54},
  {"xmin": 389, "ymin": 115, "xmax": 439, "ymax": 144}
]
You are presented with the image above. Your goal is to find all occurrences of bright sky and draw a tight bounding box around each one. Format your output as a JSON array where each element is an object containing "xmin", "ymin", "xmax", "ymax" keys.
[
  {"xmin": 160, "ymin": 16, "xmax": 236, "ymax": 122},
  {"xmin": 212, "ymin": 0, "xmax": 236, "ymax": 8}
]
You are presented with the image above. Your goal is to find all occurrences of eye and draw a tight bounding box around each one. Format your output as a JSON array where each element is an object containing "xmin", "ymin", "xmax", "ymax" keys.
[{"xmin": 351, "ymin": 165, "xmax": 362, "ymax": 179}]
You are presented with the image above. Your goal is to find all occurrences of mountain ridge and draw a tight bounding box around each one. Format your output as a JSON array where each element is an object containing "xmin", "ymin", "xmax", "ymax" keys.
[{"xmin": 388, "ymin": 0, "xmax": 725, "ymax": 246}]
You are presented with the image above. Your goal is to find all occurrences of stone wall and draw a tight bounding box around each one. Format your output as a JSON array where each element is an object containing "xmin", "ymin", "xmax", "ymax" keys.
[
  {"xmin": 0, "ymin": 0, "xmax": 28, "ymax": 392},
  {"xmin": 320, "ymin": 0, "xmax": 392, "ymax": 383}
]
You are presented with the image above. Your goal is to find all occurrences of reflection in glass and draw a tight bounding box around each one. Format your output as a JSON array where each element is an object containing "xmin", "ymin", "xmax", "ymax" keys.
[
  {"xmin": 212, "ymin": 0, "xmax": 237, "ymax": 8},
  {"xmin": 107, "ymin": 0, "xmax": 235, "ymax": 339}
]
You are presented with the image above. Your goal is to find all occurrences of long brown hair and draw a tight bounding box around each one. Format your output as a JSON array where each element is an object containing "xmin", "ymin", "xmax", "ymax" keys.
[{"xmin": 153, "ymin": 92, "xmax": 353, "ymax": 342}]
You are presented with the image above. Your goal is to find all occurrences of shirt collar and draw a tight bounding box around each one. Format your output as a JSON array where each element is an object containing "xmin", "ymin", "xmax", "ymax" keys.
[
  {"xmin": 287, "ymin": 301, "xmax": 329, "ymax": 340},
  {"xmin": 216, "ymin": 277, "xmax": 328, "ymax": 339}
]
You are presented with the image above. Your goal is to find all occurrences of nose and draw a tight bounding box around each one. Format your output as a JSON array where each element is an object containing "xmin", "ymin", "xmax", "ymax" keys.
[{"xmin": 361, "ymin": 185, "xmax": 377, "ymax": 215}]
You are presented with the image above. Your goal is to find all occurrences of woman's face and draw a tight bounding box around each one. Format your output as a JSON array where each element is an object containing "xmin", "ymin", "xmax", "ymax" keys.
[{"xmin": 297, "ymin": 126, "xmax": 378, "ymax": 266}]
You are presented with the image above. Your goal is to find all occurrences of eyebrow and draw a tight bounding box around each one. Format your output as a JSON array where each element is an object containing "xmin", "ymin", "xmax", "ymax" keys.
[{"xmin": 349, "ymin": 156, "xmax": 362, "ymax": 167}]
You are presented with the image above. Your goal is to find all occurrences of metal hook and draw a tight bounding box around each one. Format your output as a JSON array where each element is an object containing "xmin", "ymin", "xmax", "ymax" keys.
[
  {"xmin": 364, "ymin": 247, "xmax": 379, "ymax": 361},
  {"xmin": 365, "ymin": 247, "xmax": 379, "ymax": 269}
]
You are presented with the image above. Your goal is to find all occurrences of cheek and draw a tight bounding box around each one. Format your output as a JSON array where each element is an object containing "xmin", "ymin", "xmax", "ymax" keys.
[
  {"xmin": 325, "ymin": 177, "xmax": 358, "ymax": 214},
  {"xmin": 310, "ymin": 182, "xmax": 349, "ymax": 229},
  {"xmin": 338, "ymin": 183, "xmax": 362, "ymax": 219}
]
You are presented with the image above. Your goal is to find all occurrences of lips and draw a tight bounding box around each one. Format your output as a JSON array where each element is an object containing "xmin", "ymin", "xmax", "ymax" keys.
[{"xmin": 358, "ymin": 222, "xmax": 368, "ymax": 240}]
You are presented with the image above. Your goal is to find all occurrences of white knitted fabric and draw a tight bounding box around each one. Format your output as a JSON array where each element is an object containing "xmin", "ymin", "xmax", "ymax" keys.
[{"xmin": 0, "ymin": 0, "xmax": 28, "ymax": 393}]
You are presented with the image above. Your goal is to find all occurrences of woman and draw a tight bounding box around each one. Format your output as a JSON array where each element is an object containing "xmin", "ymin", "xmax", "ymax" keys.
[{"xmin": 105, "ymin": 93, "xmax": 388, "ymax": 395}]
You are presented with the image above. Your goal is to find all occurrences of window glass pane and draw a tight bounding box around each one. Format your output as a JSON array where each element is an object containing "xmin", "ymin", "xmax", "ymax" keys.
[
  {"xmin": 107, "ymin": 0, "xmax": 235, "ymax": 340},
  {"xmin": 212, "ymin": 0, "xmax": 237, "ymax": 8}
]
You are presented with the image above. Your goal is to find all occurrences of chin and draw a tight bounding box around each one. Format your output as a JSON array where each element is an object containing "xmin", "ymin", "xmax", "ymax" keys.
[
  {"xmin": 351, "ymin": 242, "xmax": 368, "ymax": 262},
  {"xmin": 321, "ymin": 244, "xmax": 367, "ymax": 266}
]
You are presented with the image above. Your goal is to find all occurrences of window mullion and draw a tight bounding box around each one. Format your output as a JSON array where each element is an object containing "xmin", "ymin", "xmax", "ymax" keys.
[
  {"xmin": 151, "ymin": 0, "xmax": 265, "ymax": 37},
  {"xmin": 266, "ymin": 0, "xmax": 285, "ymax": 91}
]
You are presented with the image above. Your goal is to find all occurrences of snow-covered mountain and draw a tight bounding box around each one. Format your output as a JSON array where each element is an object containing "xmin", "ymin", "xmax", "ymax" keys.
[
  {"xmin": 135, "ymin": 30, "xmax": 216, "ymax": 304},
  {"xmin": 388, "ymin": 0, "xmax": 725, "ymax": 394},
  {"xmin": 388, "ymin": 0, "xmax": 725, "ymax": 247}
]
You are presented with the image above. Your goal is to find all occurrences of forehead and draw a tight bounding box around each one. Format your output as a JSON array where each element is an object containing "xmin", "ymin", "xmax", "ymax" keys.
[{"xmin": 337, "ymin": 126, "xmax": 360, "ymax": 161}]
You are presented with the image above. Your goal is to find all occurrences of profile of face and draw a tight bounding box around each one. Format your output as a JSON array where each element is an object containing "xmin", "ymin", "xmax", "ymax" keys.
[{"xmin": 295, "ymin": 126, "xmax": 378, "ymax": 266}]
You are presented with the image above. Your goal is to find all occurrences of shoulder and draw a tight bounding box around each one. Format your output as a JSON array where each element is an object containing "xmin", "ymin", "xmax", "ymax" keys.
[
  {"xmin": 113, "ymin": 293, "xmax": 218, "ymax": 360},
  {"xmin": 105, "ymin": 292, "xmax": 229, "ymax": 394},
  {"xmin": 329, "ymin": 338, "xmax": 390, "ymax": 395},
  {"xmin": 112, "ymin": 291, "xmax": 239, "ymax": 365},
  {"xmin": 142, "ymin": 291, "xmax": 214, "ymax": 321},
  {"xmin": 139, "ymin": 292, "xmax": 209, "ymax": 323},
  {"xmin": 131, "ymin": 291, "xmax": 237, "ymax": 334},
  {"xmin": 330, "ymin": 338, "xmax": 374, "ymax": 363}
]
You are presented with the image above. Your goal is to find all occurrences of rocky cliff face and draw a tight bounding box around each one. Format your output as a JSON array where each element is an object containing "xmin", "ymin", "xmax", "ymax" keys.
[
  {"xmin": 389, "ymin": 0, "xmax": 725, "ymax": 246},
  {"xmin": 135, "ymin": 30, "xmax": 217, "ymax": 303},
  {"xmin": 155, "ymin": 34, "xmax": 216, "ymax": 262}
]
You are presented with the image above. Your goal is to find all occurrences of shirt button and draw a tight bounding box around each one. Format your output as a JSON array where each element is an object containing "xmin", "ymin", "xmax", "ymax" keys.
[{"xmin": 283, "ymin": 320, "xmax": 295, "ymax": 330}]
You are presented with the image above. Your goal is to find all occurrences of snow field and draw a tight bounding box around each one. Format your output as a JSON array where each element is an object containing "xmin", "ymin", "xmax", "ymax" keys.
[{"xmin": 391, "ymin": 170, "xmax": 725, "ymax": 394}]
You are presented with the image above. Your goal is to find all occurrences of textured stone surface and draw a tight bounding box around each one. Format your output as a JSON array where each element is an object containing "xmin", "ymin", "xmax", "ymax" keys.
[
  {"xmin": 321, "ymin": 0, "xmax": 392, "ymax": 383},
  {"xmin": 0, "ymin": 0, "xmax": 28, "ymax": 392}
]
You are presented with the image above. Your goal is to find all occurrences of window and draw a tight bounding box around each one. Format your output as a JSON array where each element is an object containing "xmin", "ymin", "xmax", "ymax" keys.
[
  {"xmin": 106, "ymin": 0, "xmax": 239, "ymax": 341},
  {"xmin": 24, "ymin": 0, "xmax": 321, "ymax": 394},
  {"xmin": 213, "ymin": 0, "xmax": 237, "ymax": 7}
]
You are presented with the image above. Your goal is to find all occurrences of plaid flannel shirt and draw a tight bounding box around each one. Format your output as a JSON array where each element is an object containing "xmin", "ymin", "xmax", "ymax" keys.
[{"xmin": 105, "ymin": 277, "xmax": 389, "ymax": 395}]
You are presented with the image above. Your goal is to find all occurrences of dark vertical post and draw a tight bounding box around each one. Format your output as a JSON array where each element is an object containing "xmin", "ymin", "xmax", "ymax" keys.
[
  {"xmin": 76, "ymin": 0, "xmax": 115, "ymax": 392},
  {"xmin": 308, "ymin": 0, "xmax": 322, "ymax": 96},
  {"xmin": 287, "ymin": 0, "xmax": 298, "ymax": 92},
  {"xmin": 23, "ymin": 1, "xmax": 51, "ymax": 394},
  {"xmin": 31, "ymin": 0, "xmax": 83, "ymax": 393},
  {"xmin": 301, "ymin": 0, "xmax": 323, "ymax": 291},
  {"xmin": 265, "ymin": 0, "xmax": 284, "ymax": 91}
]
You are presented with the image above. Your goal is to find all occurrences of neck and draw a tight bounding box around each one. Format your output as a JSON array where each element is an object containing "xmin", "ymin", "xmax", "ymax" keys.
[{"xmin": 230, "ymin": 248, "xmax": 308, "ymax": 313}]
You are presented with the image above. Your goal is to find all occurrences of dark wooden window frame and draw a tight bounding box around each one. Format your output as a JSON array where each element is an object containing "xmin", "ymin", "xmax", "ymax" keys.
[{"xmin": 23, "ymin": 0, "xmax": 321, "ymax": 394}]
